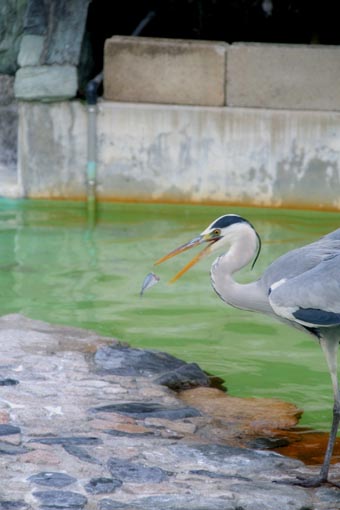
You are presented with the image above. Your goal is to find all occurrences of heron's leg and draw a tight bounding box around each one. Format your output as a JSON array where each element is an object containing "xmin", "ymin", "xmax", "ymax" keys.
[
  {"xmin": 319, "ymin": 336, "xmax": 340, "ymax": 482},
  {"xmin": 276, "ymin": 336, "xmax": 340, "ymax": 487}
]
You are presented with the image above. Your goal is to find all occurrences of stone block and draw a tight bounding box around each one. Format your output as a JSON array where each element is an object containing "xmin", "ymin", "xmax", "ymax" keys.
[
  {"xmin": 43, "ymin": 0, "xmax": 91, "ymax": 65},
  {"xmin": 0, "ymin": 0, "xmax": 27, "ymax": 74},
  {"xmin": 227, "ymin": 43, "xmax": 340, "ymax": 111},
  {"xmin": 0, "ymin": 74, "xmax": 15, "ymax": 105},
  {"xmin": 104, "ymin": 36, "xmax": 226, "ymax": 106},
  {"xmin": 14, "ymin": 65, "xmax": 78, "ymax": 101},
  {"xmin": 17, "ymin": 34, "xmax": 44, "ymax": 67}
]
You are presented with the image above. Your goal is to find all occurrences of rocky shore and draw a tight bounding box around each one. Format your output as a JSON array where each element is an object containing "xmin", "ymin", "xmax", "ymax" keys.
[{"xmin": 0, "ymin": 314, "xmax": 339, "ymax": 509}]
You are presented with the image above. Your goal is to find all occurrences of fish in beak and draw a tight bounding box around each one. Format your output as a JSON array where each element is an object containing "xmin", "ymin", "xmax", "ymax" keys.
[{"xmin": 154, "ymin": 232, "xmax": 221, "ymax": 283}]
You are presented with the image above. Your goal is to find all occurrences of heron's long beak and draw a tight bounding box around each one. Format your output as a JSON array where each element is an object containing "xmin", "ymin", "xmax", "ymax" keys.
[{"xmin": 154, "ymin": 234, "xmax": 216, "ymax": 283}]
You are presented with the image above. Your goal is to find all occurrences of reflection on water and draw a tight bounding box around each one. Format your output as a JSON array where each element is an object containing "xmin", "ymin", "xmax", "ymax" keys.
[{"xmin": 0, "ymin": 198, "xmax": 340, "ymax": 431}]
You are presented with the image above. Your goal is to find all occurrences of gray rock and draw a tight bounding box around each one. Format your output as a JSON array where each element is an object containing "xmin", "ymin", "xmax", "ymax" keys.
[
  {"xmin": 0, "ymin": 502, "xmax": 30, "ymax": 510},
  {"xmin": 99, "ymin": 501, "xmax": 130, "ymax": 510},
  {"xmin": 130, "ymin": 495, "xmax": 234, "ymax": 510},
  {"xmin": 94, "ymin": 345, "xmax": 185, "ymax": 376},
  {"xmin": 189, "ymin": 469, "xmax": 250, "ymax": 481},
  {"xmin": 0, "ymin": 378, "xmax": 19, "ymax": 386},
  {"xmin": 105, "ymin": 429, "xmax": 153, "ymax": 438},
  {"xmin": 14, "ymin": 65, "xmax": 78, "ymax": 101},
  {"xmin": 169, "ymin": 443, "xmax": 302, "ymax": 478},
  {"xmin": 0, "ymin": 0, "xmax": 27, "ymax": 74},
  {"xmin": 23, "ymin": 0, "xmax": 90, "ymax": 66},
  {"xmin": 17, "ymin": 34, "xmax": 44, "ymax": 66},
  {"xmin": 315, "ymin": 486, "xmax": 340, "ymax": 507},
  {"xmin": 28, "ymin": 436, "xmax": 101, "ymax": 446},
  {"xmin": 153, "ymin": 362, "xmax": 210, "ymax": 390},
  {"xmin": 247, "ymin": 436, "xmax": 290, "ymax": 449},
  {"xmin": 90, "ymin": 402, "xmax": 201, "ymax": 420},
  {"xmin": 0, "ymin": 425, "xmax": 20, "ymax": 436},
  {"xmin": 28, "ymin": 472, "xmax": 77, "ymax": 488},
  {"xmin": 230, "ymin": 481, "xmax": 313, "ymax": 510},
  {"xmin": 0, "ymin": 441, "xmax": 29, "ymax": 455},
  {"xmin": 84, "ymin": 477, "xmax": 122, "ymax": 495},
  {"xmin": 24, "ymin": 0, "xmax": 48, "ymax": 36},
  {"xmin": 114, "ymin": 482, "xmax": 313, "ymax": 510},
  {"xmin": 63, "ymin": 445, "xmax": 100, "ymax": 465},
  {"xmin": 33, "ymin": 490, "xmax": 87, "ymax": 508},
  {"xmin": 95, "ymin": 345, "xmax": 210, "ymax": 390},
  {"xmin": 108, "ymin": 458, "xmax": 170, "ymax": 483}
]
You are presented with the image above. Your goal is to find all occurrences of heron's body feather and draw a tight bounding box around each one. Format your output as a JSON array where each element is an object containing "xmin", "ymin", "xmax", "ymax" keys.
[{"xmin": 211, "ymin": 225, "xmax": 340, "ymax": 331}]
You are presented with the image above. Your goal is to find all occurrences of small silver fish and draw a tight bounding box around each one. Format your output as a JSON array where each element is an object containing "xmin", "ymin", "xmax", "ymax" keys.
[{"xmin": 140, "ymin": 272, "xmax": 160, "ymax": 296}]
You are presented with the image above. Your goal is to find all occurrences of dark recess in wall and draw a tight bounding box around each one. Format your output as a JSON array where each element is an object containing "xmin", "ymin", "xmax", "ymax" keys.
[{"xmin": 85, "ymin": 0, "xmax": 340, "ymax": 79}]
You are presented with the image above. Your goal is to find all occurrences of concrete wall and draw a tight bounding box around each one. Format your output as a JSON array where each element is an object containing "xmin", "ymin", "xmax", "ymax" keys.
[
  {"xmin": 0, "ymin": 75, "xmax": 21, "ymax": 197},
  {"xmin": 18, "ymin": 100, "xmax": 340, "ymax": 210},
  {"xmin": 8, "ymin": 37, "xmax": 340, "ymax": 209}
]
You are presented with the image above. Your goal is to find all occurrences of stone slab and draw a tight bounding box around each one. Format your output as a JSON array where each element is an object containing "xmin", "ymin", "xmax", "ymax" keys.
[
  {"xmin": 104, "ymin": 36, "xmax": 226, "ymax": 106},
  {"xmin": 14, "ymin": 65, "xmax": 78, "ymax": 101},
  {"xmin": 227, "ymin": 43, "xmax": 340, "ymax": 111},
  {"xmin": 17, "ymin": 34, "xmax": 44, "ymax": 67}
]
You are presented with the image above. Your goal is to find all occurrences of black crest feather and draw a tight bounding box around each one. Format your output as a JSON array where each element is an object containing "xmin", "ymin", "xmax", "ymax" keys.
[{"xmin": 210, "ymin": 215, "xmax": 261, "ymax": 269}]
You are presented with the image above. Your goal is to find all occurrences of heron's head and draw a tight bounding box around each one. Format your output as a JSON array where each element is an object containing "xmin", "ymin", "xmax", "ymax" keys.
[{"xmin": 155, "ymin": 214, "xmax": 260, "ymax": 283}]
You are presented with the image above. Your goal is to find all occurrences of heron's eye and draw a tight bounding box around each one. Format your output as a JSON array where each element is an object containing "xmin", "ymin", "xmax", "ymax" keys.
[{"xmin": 212, "ymin": 229, "xmax": 221, "ymax": 237}]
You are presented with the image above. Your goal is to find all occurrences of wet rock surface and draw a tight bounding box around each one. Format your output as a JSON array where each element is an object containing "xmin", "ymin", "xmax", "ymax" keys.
[
  {"xmin": 94, "ymin": 344, "xmax": 211, "ymax": 390},
  {"xmin": 0, "ymin": 314, "xmax": 339, "ymax": 509}
]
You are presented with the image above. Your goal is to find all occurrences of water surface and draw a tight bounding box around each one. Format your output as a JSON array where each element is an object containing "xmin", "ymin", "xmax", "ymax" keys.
[{"xmin": 0, "ymin": 199, "xmax": 339, "ymax": 431}]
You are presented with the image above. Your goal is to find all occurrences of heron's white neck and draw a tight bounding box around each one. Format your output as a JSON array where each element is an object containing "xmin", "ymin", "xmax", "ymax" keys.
[{"xmin": 210, "ymin": 225, "xmax": 269, "ymax": 313}]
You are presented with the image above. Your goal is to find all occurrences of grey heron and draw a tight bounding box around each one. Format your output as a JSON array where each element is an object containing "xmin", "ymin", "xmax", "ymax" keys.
[{"xmin": 155, "ymin": 214, "xmax": 340, "ymax": 487}]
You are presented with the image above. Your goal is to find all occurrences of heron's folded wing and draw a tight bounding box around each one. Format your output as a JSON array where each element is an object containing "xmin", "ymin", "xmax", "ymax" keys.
[{"xmin": 268, "ymin": 254, "xmax": 340, "ymax": 327}]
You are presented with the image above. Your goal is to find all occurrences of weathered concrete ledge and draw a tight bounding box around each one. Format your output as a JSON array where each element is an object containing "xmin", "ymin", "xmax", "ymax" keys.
[
  {"xmin": 0, "ymin": 314, "xmax": 339, "ymax": 509},
  {"xmin": 104, "ymin": 36, "xmax": 226, "ymax": 107},
  {"xmin": 17, "ymin": 100, "xmax": 340, "ymax": 210},
  {"xmin": 227, "ymin": 43, "xmax": 340, "ymax": 111},
  {"xmin": 104, "ymin": 37, "xmax": 340, "ymax": 112}
]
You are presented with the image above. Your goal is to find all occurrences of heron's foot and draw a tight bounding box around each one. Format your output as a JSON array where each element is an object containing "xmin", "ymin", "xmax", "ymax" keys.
[{"xmin": 274, "ymin": 475, "xmax": 340, "ymax": 489}]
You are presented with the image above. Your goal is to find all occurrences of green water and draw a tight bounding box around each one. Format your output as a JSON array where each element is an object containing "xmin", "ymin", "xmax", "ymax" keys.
[{"xmin": 1, "ymin": 198, "xmax": 340, "ymax": 432}]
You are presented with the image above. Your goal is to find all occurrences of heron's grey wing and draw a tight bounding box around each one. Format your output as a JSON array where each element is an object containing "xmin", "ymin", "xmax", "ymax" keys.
[
  {"xmin": 261, "ymin": 236, "xmax": 340, "ymax": 292},
  {"xmin": 268, "ymin": 254, "xmax": 340, "ymax": 327},
  {"xmin": 322, "ymin": 227, "xmax": 340, "ymax": 241}
]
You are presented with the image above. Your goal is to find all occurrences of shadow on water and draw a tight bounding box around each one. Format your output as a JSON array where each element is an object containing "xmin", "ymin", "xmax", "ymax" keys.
[{"xmin": 0, "ymin": 198, "xmax": 340, "ymax": 436}]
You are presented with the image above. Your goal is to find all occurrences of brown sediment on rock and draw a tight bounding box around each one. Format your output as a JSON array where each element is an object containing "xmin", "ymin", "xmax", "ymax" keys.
[
  {"xmin": 179, "ymin": 386, "xmax": 340, "ymax": 466},
  {"xmin": 272, "ymin": 428, "xmax": 340, "ymax": 466},
  {"xmin": 178, "ymin": 386, "xmax": 301, "ymax": 444}
]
